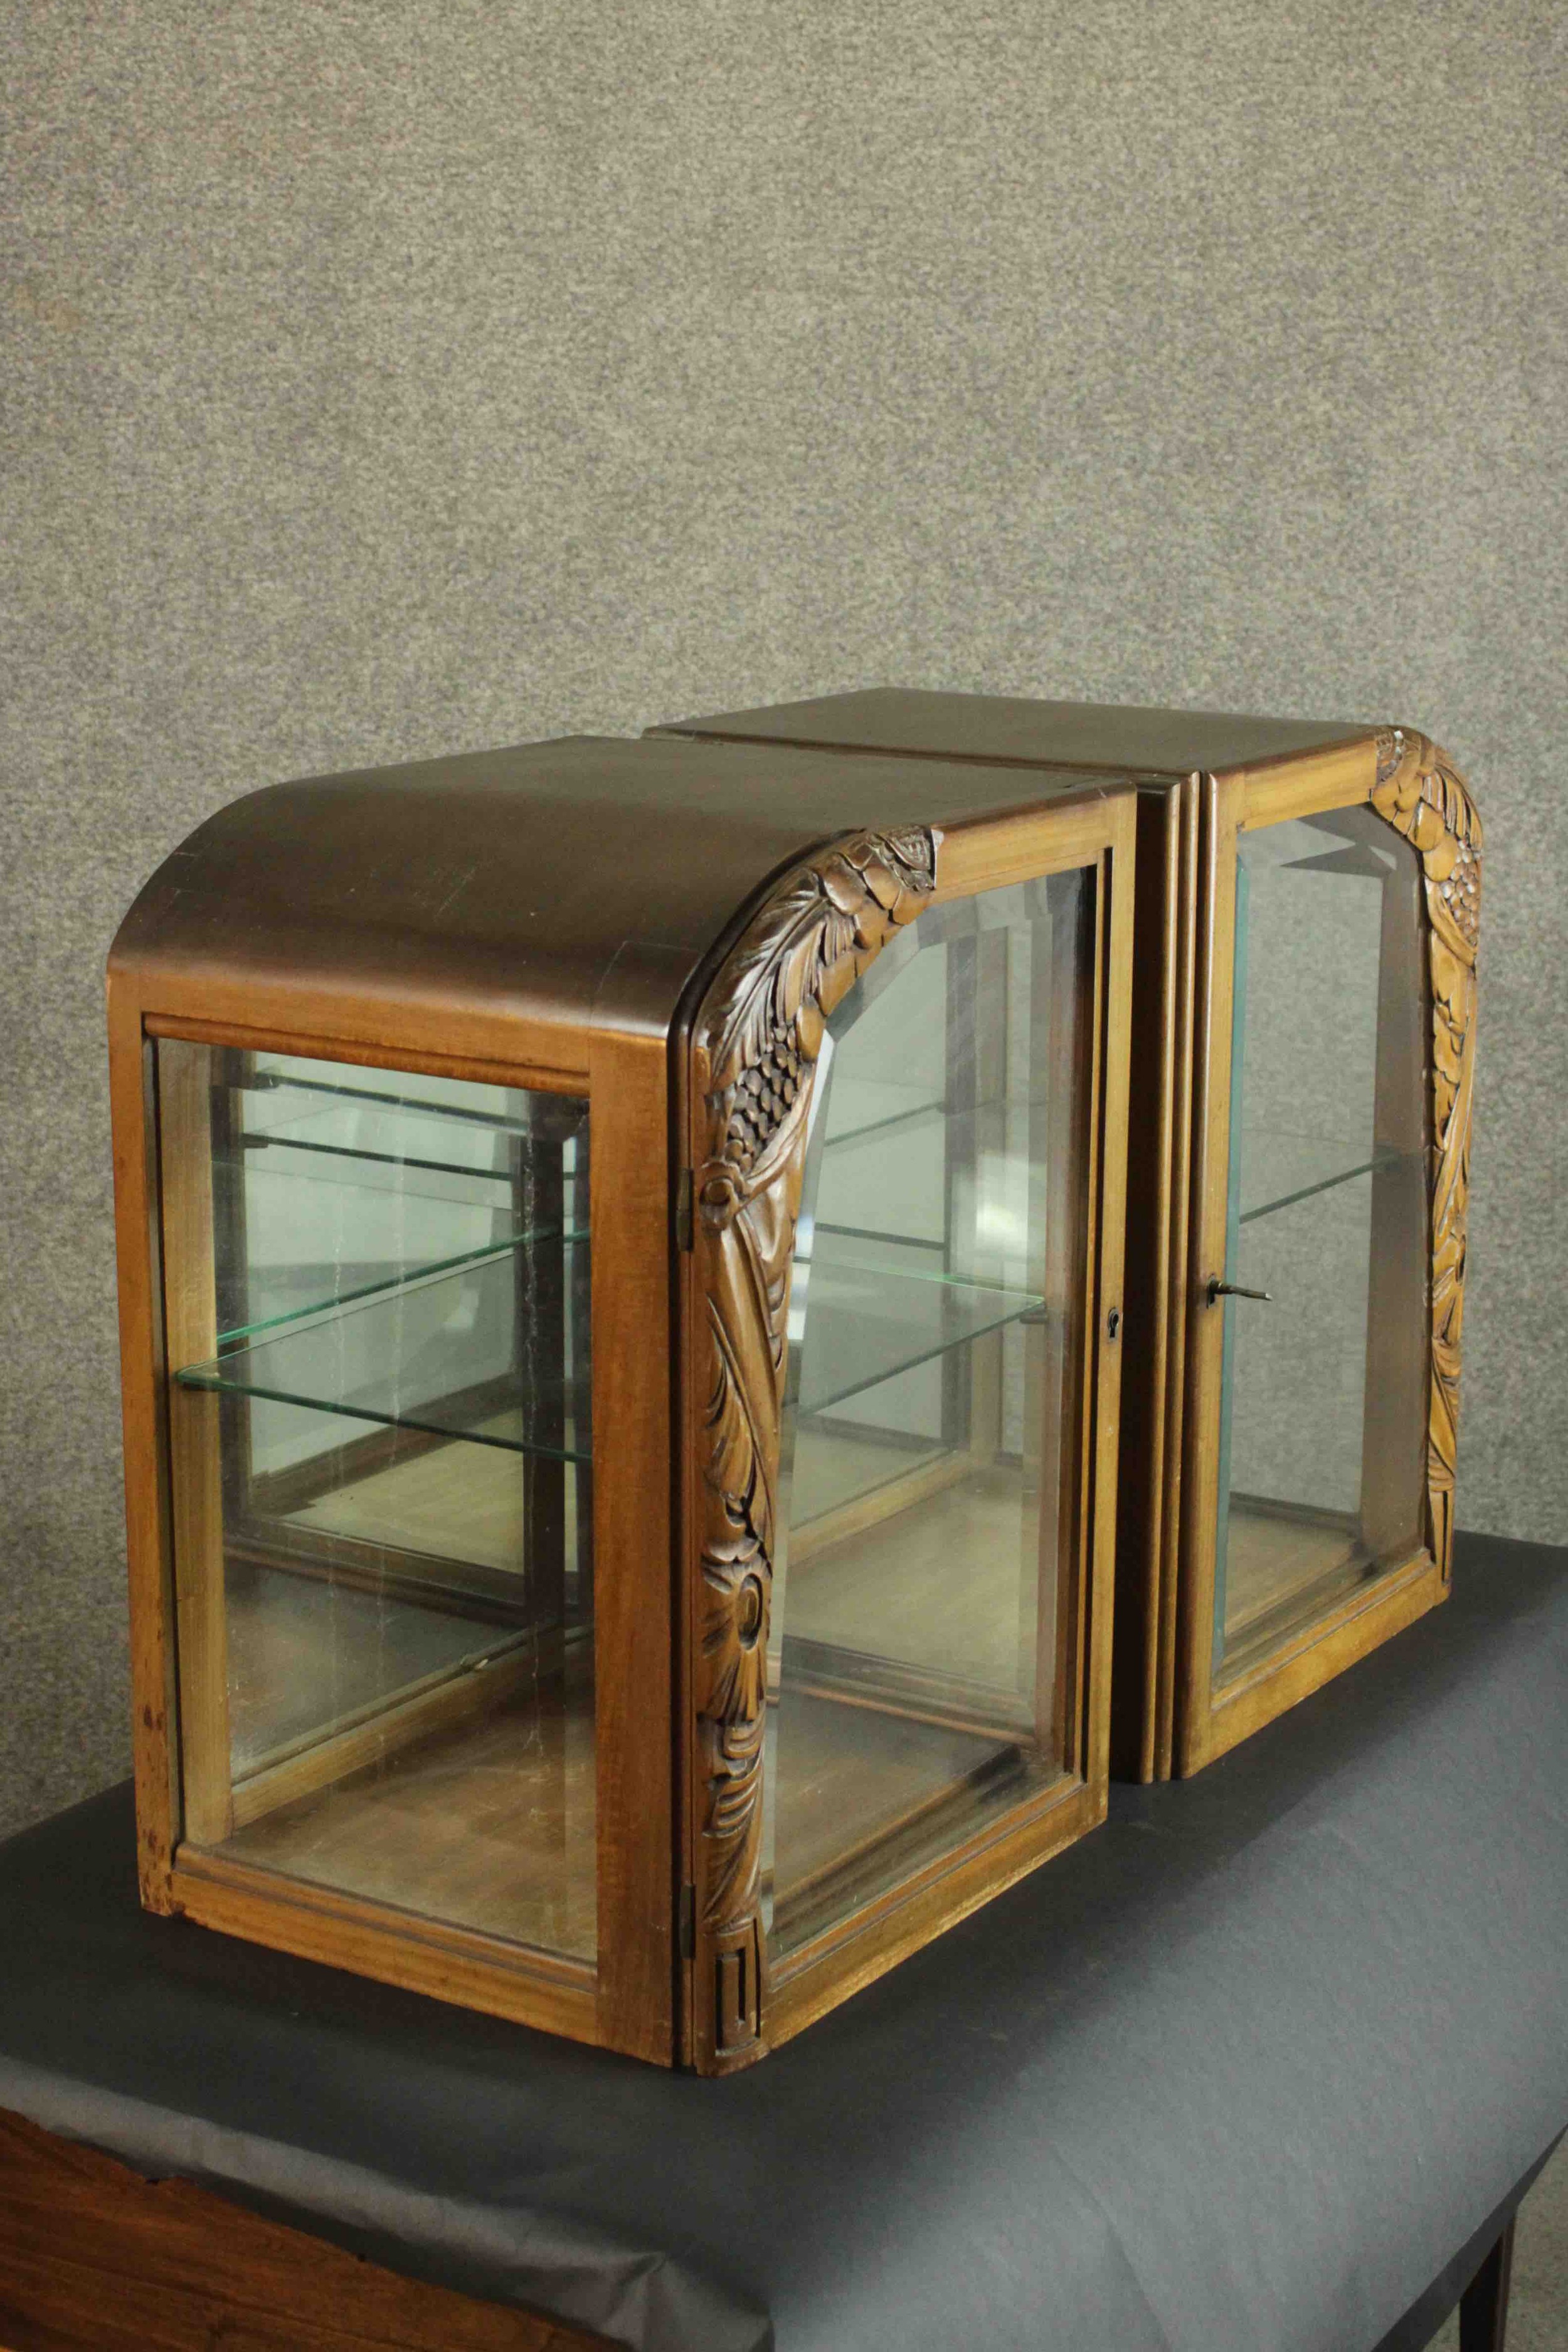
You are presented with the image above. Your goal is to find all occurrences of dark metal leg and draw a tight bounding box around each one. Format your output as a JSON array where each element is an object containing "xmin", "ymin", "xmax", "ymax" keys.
[{"xmin": 1459, "ymin": 2215, "xmax": 1517, "ymax": 2352}]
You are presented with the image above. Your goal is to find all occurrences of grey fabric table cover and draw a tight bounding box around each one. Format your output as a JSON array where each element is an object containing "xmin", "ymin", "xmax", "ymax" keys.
[{"xmin": 1, "ymin": 1530, "xmax": 1564, "ymax": 2352}]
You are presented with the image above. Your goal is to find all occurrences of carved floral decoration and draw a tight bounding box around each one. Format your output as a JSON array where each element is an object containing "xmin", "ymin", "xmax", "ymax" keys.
[
  {"xmin": 1371, "ymin": 728, "xmax": 1482, "ymax": 1576},
  {"xmin": 689, "ymin": 827, "xmax": 939, "ymax": 2060}
]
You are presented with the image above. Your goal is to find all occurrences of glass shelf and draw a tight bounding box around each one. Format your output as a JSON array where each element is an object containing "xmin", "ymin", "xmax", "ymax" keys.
[
  {"xmin": 820, "ymin": 1089, "xmax": 1053, "ymax": 1161},
  {"xmin": 810, "ymin": 1097, "xmax": 1050, "ymax": 1305},
  {"xmin": 214, "ymin": 1061, "xmax": 589, "ymax": 1345},
  {"xmin": 177, "ymin": 1237, "xmax": 591, "ymax": 1462},
  {"xmin": 821, "ymin": 1084, "xmax": 946, "ymax": 1153},
  {"xmin": 216, "ymin": 1226, "xmax": 588, "ymax": 1348},
  {"xmin": 230, "ymin": 1087, "xmax": 579, "ymax": 1210},
  {"xmin": 790, "ymin": 1249, "xmax": 1044, "ymax": 1418},
  {"xmin": 1238, "ymin": 1130, "xmax": 1414, "ymax": 1226},
  {"xmin": 246, "ymin": 1057, "xmax": 588, "ymax": 1145}
]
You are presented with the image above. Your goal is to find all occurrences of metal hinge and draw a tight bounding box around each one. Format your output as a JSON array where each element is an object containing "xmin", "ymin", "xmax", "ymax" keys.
[
  {"xmin": 679, "ymin": 1882, "xmax": 696, "ymax": 1959},
  {"xmin": 675, "ymin": 1169, "xmax": 694, "ymax": 1253}
]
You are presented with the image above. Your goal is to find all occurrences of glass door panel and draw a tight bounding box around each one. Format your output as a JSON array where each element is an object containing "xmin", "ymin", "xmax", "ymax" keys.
[
  {"xmin": 157, "ymin": 1044, "xmax": 596, "ymax": 1962},
  {"xmin": 765, "ymin": 869, "xmax": 1094, "ymax": 1956},
  {"xmin": 1214, "ymin": 807, "xmax": 1429, "ymax": 1680}
]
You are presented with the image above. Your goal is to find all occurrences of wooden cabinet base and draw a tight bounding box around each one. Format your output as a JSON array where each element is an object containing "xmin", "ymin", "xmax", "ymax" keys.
[{"xmin": 0, "ymin": 2107, "xmax": 607, "ymax": 2352}]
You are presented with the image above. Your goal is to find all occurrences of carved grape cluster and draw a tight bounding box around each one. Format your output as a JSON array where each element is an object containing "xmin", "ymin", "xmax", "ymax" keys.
[
  {"xmin": 1370, "ymin": 724, "xmax": 1481, "ymax": 1576},
  {"xmin": 689, "ymin": 826, "xmax": 938, "ymax": 2061},
  {"xmin": 725, "ymin": 1034, "xmax": 808, "ymax": 1177},
  {"xmin": 1438, "ymin": 834, "xmax": 1480, "ymax": 950},
  {"xmin": 1373, "ymin": 727, "xmax": 1482, "ymax": 956}
]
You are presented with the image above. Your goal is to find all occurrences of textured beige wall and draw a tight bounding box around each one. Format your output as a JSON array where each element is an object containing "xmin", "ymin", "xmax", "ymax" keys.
[{"xmin": 3, "ymin": 3, "xmax": 1564, "ymax": 1836}]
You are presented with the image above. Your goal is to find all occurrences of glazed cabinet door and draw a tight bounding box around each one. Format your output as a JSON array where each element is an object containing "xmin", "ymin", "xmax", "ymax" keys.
[
  {"xmin": 1178, "ymin": 738, "xmax": 1480, "ymax": 1772},
  {"xmin": 134, "ymin": 1036, "xmax": 673, "ymax": 2060},
  {"xmin": 681, "ymin": 802, "xmax": 1135, "ymax": 2071}
]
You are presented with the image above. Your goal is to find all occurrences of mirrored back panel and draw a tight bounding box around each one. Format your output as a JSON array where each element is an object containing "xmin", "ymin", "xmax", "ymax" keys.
[
  {"xmin": 1214, "ymin": 806, "xmax": 1431, "ymax": 1680},
  {"xmin": 157, "ymin": 1044, "xmax": 596, "ymax": 1963},
  {"xmin": 764, "ymin": 868, "xmax": 1096, "ymax": 1956}
]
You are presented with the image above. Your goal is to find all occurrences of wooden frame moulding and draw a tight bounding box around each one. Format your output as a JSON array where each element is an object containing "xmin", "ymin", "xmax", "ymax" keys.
[
  {"xmin": 1110, "ymin": 775, "xmax": 1200, "ymax": 1782},
  {"xmin": 109, "ymin": 988, "xmax": 182, "ymax": 1911},
  {"xmin": 107, "ymin": 979, "xmax": 677, "ymax": 2064},
  {"xmin": 677, "ymin": 794, "xmax": 1135, "ymax": 2072},
  {"xmin": 156, "ymin": 1042, "xmax": 232, "ymax": 1846},
  {"xmin": 1172, "ymin": 732, "xmax": 1481, "ymax": 1775}
]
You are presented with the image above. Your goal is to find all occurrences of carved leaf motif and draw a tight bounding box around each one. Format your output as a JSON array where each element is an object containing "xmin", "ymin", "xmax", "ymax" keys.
[
  {"xmin": 687, "ymin": 825, "xmax": 938, "ymax": 2060},
  {"xmin": 1371, "ymin": 729, "xmax": 1481, "ymax": 1573},
  {"xmin": 698, "ymin": 1709, "xmax": 766, "ymax": 1935}
]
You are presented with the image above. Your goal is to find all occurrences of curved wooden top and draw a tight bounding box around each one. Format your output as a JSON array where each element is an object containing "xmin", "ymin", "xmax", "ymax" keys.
[
  {"xmin": 657, "ymin": 686, "xmax": 1372, "ymax": 778},
  {"xmin": 109, "ymin": 731, "xmax": 1118, "ymax": 1062}
]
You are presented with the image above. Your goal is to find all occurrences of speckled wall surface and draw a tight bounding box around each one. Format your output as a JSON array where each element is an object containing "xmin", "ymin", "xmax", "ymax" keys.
[{"xmin": 3, "ymin": 3, "xmax": 1564, "ymax": 1835}]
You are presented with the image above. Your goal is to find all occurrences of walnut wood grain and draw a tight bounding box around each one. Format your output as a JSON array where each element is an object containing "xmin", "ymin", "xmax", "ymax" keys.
[
  {"xmin": 107, "ymin": 988, "xmax": 181, "ymax": 1910},
  {"xmin": 1370, "ymin": 728, "xmax": 1481, "ymax": 1582},
  {"xmin": 766, "ymin": 1776, "xmax": 1101, "ymax": 2050},
  {"xmin": 586, "ymin": 1025, "xmax": 677, "ymax": 2063},
  {"xmin": 1173, "ymin": 768, "xmax": 1244, "ymax": 1775},
  {"xmin": 0, "ymin": 2105, "xmax": 608, "ymax": 2351},
  {"xmin": 1203, "ymin": 1550, "xmax": 1444, "ymax": 1766},
  {"xmin": 683, "ymin": 827, "xmax": 939, "ymax": 2070}
]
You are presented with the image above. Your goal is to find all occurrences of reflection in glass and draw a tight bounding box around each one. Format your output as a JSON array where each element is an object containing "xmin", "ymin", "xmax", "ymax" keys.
[
  {"xmin": 160, "ymin": 1047, "xmax": 595, "ymax": 1961},
  {"xmin": 1214, "ymin": 808, "xmax": 1429, "ymax": 1680},
  {"xmin": 764, "ymin": 870, "xmax": 1094, "ymax": 1956}
]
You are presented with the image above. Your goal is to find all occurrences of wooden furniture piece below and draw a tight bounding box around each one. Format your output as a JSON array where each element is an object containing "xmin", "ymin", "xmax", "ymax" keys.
[{"xmin": 0, "ymin": 2106, "xmax": 609, "ymax": 2352}]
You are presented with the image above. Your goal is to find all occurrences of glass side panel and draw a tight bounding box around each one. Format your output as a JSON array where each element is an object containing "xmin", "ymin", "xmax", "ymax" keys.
[
  {"xmin": 157, "ymin": 1043, "xmax": 595, "ymax": 1964},
  {"xmin": 765, "ymin": 868, "xmax": 1094, "ymax": 1958},
  {"xmin": 1214, "ymin": 807, "xmax": 1430, "ymax": 1682}
]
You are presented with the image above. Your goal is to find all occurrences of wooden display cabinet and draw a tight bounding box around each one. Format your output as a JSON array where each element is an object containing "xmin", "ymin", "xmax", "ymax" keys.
[
  {"xmin": 108, "ymin": 733, "xmax": 1136, "ymax": 2072},
  {"xmin": 659, "ymin": 693, "xmax": 1480, "ymax": 1781}
]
